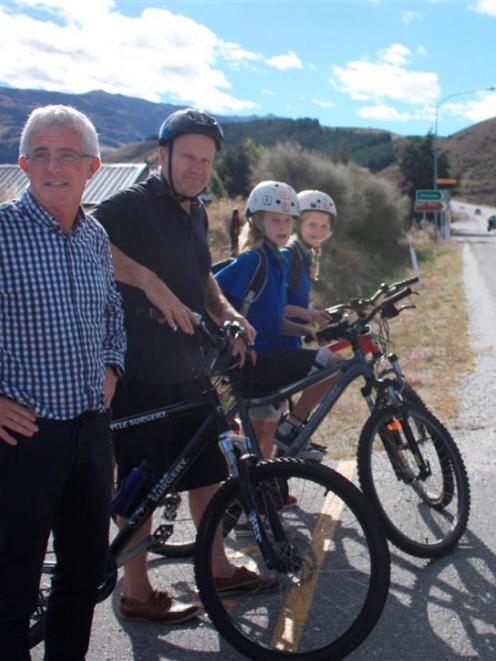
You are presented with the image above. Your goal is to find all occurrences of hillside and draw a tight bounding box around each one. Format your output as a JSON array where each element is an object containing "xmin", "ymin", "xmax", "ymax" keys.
[
  {"xmin": 0, "ymin": 86, "xmax": 394, "ymax": 170},
  {"xmin": 443, "ymin": 116, "xmax": 496, "ymax": 202},
  {"xmin": 0, "ymin": 86, "xmax": 256, "ymax": 163},
  {"xmin": 2, "ymin": 85, "xmax": 495, "ymax": 203}
]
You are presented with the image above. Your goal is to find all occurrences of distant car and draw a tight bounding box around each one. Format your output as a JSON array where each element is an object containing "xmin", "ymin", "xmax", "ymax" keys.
[
  {"xmin": 475, "ymin": 208, "xmax": 482, "ymax": 215},
  {"xmin": 488, "ymin": 215, "xmax": 496, "ymax": 231}
]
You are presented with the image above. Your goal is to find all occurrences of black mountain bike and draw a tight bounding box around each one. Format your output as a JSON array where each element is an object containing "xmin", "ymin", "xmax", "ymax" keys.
[{"xmin": 30, "ymin": 319, "xmax": 391, "ymax": 661}]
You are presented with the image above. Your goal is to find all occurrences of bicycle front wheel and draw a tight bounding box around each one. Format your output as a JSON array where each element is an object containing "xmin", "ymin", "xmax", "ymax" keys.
[
  {"xmin": 194, "ymin": 459, "xmax": 390, "ymax": 661},
  {"xmin": 358, "ymin": 403, "xmax": 470, "ymax": 558}
]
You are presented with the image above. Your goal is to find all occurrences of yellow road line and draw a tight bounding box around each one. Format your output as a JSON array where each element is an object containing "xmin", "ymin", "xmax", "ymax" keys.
[{"xmin": 270, "ymin": 459, "xmax": 356, "ymax": 652}]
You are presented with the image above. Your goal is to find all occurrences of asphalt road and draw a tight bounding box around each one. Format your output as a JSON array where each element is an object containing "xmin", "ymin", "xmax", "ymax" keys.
[{"xmin": 32, "ymin": 205, "xmax": 496, "ymax": 660}]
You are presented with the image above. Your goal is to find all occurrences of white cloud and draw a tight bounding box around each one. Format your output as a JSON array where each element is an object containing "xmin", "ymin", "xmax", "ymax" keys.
[
  {"xmin": 266, "ymin": 51, "xmax": 303, "ymax": 71},
  {"xmin": 0, "ymin": 1, "xmax": 260, "ymax": 112},
  {"xmin": 358, "ymin": 104, "xmax": 415, "ymax": 121},
  {"xmin": 417, "ymin": 45, "xmax": 427, "ymax": 56},
  {"xmin": 402, "ymin": 10, "xmax": 423, "ymax": 25},
  {"xmin": 331, "ymin": 43, "xmax": 439, "ymax": 106},
  {"xmin": 262, "ymin": 89, "xmax": 276, "ymax": 96},
  {"xmin": 380, "ymin": 44, "xmax": 410, "ymax": 67},
  {"xmin": 473, "ymin": 1, "xmax": 496, "ymax": 17},
  {"xmin": 311, "ymin": 97, "xmax": 335, "ymax": 109},
  {"xmin": 442, "ymin": 92, "xmax": 496, "ymax": 123}
]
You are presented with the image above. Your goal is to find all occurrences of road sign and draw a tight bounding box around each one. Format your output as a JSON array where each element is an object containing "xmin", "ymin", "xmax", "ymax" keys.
[
  {"xmin": 414, "ymin": 200, "xmax": 446, "ymax": 213},
  {"xmin": 416, "ymin": 189, "xmax": 446, "ymax": 201},
  {"xmin": 437, "ymin": 178, "xmax": 457, "ymax": 186}
]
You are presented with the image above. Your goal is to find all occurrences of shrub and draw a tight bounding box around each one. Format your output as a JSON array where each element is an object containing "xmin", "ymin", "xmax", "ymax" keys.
[
  {"xmin": 209, "ymin": 143, "xmax": 408, "ymax": 304},
  {"xmin": 249, "ymin": 142, "xmax": 410, "ymax": 300}
]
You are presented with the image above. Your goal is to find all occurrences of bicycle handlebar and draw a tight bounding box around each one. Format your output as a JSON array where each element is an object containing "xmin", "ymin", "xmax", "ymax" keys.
[
  {"xmin": 369, "ymin": 276, "xmax": 419, "ymax": 304},
  {"xmin": 195, "ymin": 315, "xmax": 249, "ymax": 350},
  {"xmin": 310, "ymin": 280, "xmax": 417, "ymax": 345},
  {"xmin": 378, "ymin": 286, "xmax": 413, "ymax": 309}
]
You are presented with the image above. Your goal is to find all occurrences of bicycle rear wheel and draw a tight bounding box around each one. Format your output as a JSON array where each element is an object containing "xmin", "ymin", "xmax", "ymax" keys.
[
  {"xmin": 194, "ymin": 459, "xmax": 390, "ymax": 660},
  {"xmin": 29, "ymin": 557, "xmax": 55, "ymax": 649},
  {"xmin": 358, "ymin": 403, "xmax": 470, "ymax": 558},
  {"xmin": 29, "ymin": 554, "xmax": 117, "ymax": 649}
]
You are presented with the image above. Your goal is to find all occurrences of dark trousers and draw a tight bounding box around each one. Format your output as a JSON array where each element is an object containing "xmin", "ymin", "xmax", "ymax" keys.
[{"xmin": 0, "ymin": 411, "xmax": 113, "ymax": 661}]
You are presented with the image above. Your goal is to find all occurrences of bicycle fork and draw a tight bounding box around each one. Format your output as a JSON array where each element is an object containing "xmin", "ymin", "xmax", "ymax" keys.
[
  {"xmin": 379, "ymin": 405, "xmax": 432, "ymax": 483},
  {"xmin": 218, "ymin": 431, "xmax": 299, "ymax": 573}
]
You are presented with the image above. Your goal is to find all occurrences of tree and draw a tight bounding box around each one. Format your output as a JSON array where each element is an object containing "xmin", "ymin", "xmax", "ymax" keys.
[
  {"xmin": 216, "ymin": 139, "xmax": 264, "ymax": 198},
  {"xmin": 398, "ymin": 133, "xmax": 450, "ymax": 203}
]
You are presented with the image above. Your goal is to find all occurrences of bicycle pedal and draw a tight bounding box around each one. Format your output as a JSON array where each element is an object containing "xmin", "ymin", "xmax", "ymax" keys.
[{"xmin": 151, "ymin": 524, "xmax": 174, "ymax": 545}]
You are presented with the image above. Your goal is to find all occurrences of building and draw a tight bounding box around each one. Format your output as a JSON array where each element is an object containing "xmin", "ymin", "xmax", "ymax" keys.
[{"xmin": 0, "ymin": 163, "xmax": 149, "ymax": 207}]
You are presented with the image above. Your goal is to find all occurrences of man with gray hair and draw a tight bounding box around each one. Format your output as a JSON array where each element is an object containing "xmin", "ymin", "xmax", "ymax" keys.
[{"xmin": 0, "ymin": 105, "xmax": 126, "ymax": 660}]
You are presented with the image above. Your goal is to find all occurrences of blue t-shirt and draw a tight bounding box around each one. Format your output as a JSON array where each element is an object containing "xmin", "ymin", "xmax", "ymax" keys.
[
  {"xmin": 215, "ymin": 242, "xmax": 288, "ymax": 352},
  {"xmin": 280, "ymin": 241, "xmax": 313, "ymax": 349}
]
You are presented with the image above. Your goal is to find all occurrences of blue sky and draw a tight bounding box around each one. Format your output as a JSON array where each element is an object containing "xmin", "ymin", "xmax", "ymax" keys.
[{"xmin": 1, "ymin": 0, "xmax": 496, "ymax": 136}]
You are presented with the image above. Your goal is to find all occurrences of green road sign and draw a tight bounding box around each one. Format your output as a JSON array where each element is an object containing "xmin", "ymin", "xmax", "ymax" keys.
[{"xmin": 416, "ymin": 189, "xmax": 447, "ymax": 201}]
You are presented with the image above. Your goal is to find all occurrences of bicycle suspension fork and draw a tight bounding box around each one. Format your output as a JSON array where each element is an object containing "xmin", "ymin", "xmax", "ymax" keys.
[{"xmin": 218, "ymin": 430, "xmax": 295, "ymax": 572}]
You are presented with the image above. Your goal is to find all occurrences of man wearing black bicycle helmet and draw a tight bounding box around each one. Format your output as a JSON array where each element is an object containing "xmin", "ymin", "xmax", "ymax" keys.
[
  {"xmin": 158, "ymin": 108, "xmax": 224, "ymax": 201},
  {"xmin": 93, "ymin": 109, "xmax": 267, "ymax": 626}
]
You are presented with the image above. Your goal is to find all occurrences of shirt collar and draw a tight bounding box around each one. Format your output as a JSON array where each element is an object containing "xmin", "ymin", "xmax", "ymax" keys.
[
  {"xmin": 21, "ymin": 189, "xmax": 88, "ymax": 235},
  {"xmin": 148, "ymin": 171, "xmax": 202, "ymax": 211}
]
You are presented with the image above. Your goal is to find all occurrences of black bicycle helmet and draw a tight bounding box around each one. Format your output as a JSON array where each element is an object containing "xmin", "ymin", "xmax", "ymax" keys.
[{"xmin": 158, "ymin": 108, "xmax": 224, "ymax": 151}]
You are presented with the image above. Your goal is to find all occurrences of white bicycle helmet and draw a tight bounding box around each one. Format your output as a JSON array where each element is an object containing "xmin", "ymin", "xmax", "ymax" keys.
[
  {"xmin": 297, "ymin": 190, "xmax": 337, "ymax": 219},
  {"xmin": 245, "ymin": 181, "xmax": 300, "ymax": 218}
]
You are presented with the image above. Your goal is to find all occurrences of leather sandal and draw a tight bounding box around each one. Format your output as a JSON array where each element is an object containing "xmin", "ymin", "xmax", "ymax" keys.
[
  {"xmin": 120, "ymin": 590, "xmax": 201, "ymax": 623},
  {"xmin": 215, "ymin": 566, "xmax": 279, "ymax": 597}
]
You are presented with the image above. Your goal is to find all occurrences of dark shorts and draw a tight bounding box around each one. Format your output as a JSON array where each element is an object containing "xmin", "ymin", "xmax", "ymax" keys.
[
  {"xmin": 111, "ymin": 376, "xmax": 228, "ymax": 491},
  {"xmin": 237, "ymin": 347, "xmax": 319, "ymax": 396}
]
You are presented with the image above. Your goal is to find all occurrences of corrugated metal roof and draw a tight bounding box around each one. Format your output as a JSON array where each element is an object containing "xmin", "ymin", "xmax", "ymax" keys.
[
  {"xmin": 0, "ymin": 163, "xmax": 148, "ymax": 206},
  {"xmin": 83, "ymin": 163, "xmax": 148, "ymax": 205}
]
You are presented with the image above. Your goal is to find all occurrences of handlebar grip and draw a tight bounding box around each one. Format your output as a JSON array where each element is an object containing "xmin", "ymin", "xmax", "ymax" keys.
[
  {"xmin": 306, "ymin": 323, "xmax": 346, "ymax": 345},
  {"xmin": 324, "ymin": 306, "xmax": 346, "ymax": 322},
  {"xmin": 390, "ymin": 276, "xmax": 419, "ymax": 290},
  {"xmin": 382, "ymin": 286, "xmax": 412, "ymax": 306}
]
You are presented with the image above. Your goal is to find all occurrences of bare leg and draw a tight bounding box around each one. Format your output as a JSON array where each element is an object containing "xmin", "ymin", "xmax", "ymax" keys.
[
  {"xmin": 189, "ymin": 484, "xmax": 236, "ymax": 578},
  {"xmin": 291, "ymin": 374, "xmax": 338, "ymax": 422},
  {"xmin": 250, "ymin": 418, "xmax": 278, "ymax": 459},
  {"xmin": 117, "ymin": 515, "xmax": 153, "ymax": 601}
]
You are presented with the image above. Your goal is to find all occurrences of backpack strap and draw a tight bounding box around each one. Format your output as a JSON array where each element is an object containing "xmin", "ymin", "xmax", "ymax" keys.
[
  {"xmin": 211, "ymin": 257, "xmax": 234, "ymax": 275},
  {"xmin": 240, "ymin": 248, "xmax": 268, "ymax": 316},
  {"xmin": 287, "ymin": 239, "xmax": 306, "ymax": 292}
]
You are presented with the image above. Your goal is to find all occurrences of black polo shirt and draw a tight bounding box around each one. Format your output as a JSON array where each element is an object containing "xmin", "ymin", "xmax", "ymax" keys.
[{"xmin": 93, "ymin": 173, "xmax": 211, "ymax": 384}]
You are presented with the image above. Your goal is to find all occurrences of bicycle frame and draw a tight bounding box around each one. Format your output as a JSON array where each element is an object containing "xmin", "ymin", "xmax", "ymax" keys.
[
  {"xmin": 110, "ymin": 383, "xmax": 228, "ymax": 564},
  {"xmin": 231, "ymin": 350, "xmax": 386, "ymax": 460},
  {"xmin": 110, "ymin": 374, "xmax": 294, "ymax": 573}
]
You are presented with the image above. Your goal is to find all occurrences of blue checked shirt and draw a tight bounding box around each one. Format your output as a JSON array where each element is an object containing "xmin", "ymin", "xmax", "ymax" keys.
[{"xmin": 0, "ymin": 190, "xmax": 126, "ymax": 420}]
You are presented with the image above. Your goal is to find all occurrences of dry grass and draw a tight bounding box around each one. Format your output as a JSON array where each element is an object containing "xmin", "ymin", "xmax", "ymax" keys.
[
  {"xmin": 313, "ymin": 234, "xmax": 472, "ymax": 458},
  {"xmin": 208, "ymin": 197, "xmax": 245, "ymax": 261}
]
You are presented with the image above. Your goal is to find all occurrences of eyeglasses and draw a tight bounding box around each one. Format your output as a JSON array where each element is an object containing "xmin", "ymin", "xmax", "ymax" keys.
[{"xmin": 25, "ymin": 150, "xmax": 96, "ymax": 166}]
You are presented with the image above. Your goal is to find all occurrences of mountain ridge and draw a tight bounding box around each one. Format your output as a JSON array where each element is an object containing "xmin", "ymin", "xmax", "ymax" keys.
[{"xmin": 1, "ymin": 85, "xmax": 495, "ymax": 202}]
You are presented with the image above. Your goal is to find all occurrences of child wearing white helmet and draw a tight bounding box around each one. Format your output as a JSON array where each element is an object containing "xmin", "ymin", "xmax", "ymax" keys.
[
  {"xmin": 282, "ymin": 189, "xmax": 338, "ymax": 350},
  {"xmin": 215, "ymin": 181, "xmax": 339, "ymax": 463}
]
